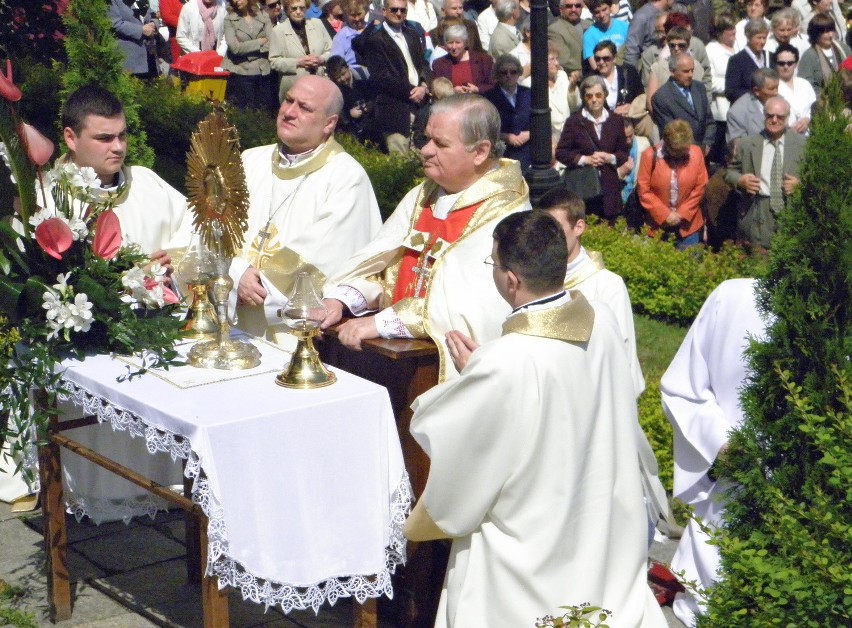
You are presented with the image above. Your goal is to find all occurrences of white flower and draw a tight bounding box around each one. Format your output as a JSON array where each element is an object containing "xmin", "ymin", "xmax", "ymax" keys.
[
  {"xmin": 121, "ymin": 267, "xmax": 146, "ymax": 291},
  {"xmin": 0, "ymin": 142, "xmax": 15, "ymax": 185},
  {"xmin": 29, "ymin": 207, "xmax": 55, "ymax": 229},
  {"xmin": 42, "ymin": 290, "xmax": 63, "ymax": 320},
  {"xmin": 143, "ymin": 283, "xmax": 165, "ymax": 309},
  {"xmin": 67, "ymin": 217, "xmax": 88, "ymax": 241},
  {"xmin": 77, "ymin": 166, "xmax": 99, "ymax": 189},
  {"xmin": 65, "ymin": 293, "xmax": 93, "ymax": 333},
  {"xmin": 52, "ymin": 272, "xmax": 72, "ymax": 294}
]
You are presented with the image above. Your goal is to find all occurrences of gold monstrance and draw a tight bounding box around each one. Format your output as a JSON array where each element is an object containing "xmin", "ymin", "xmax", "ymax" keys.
[{"xmin": 183, "ymin": 110, "xmax": 261, "ymax": 370}]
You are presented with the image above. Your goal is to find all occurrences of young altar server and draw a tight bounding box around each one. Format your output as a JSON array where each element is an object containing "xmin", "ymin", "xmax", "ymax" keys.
[
  {"xmin": 661, "ymin": 278, "xmax": 769, "ymax": 626},
  {"xmin": 403, "ymin": 211, "xmax": 667, "ymax": 628},
  {"xmin": 536, "ymin": 187, "xmax": 680, "ymax": 542}
]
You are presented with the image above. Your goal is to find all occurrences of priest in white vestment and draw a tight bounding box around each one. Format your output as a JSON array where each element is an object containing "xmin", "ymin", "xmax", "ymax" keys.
[
  {"xmin": 231, "ymin": 75, "xmax": 381, "ymax": 348},
  {"xmin": 661, "ymin": 278, "xmax": 769, "ymax": 626},
  {"xmin": 536, "ymin": 187, "xmax": 676, "ymax": 541},
  {"xmin": 320, "ymin": 94, "xmax": 530, "ymax": 382},
  {"xmin": 37, "ymin": 86, "xmax": 194, "ymax": 521},
  {"xmin": 404, "ymin": 211, "xmax": 667, "ymax": 628}
]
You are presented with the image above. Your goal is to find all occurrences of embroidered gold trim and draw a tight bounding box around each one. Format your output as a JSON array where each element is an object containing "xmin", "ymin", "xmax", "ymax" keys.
[
  {"xmin": 502, "ymin": 291, "xmax": 595, "ymax": 343},
  {"xmin": 564, "ymin": 250, "xmax": 606, "ymax": 289}
]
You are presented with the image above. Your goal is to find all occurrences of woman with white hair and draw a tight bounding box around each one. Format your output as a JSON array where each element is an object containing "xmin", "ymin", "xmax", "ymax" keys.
[
  {"xmin": 765, "ymin": 7, "xmax": 810, "ymax": 56},
  {"xmin": 432, "ymin": 23, "xmax": 495, "ymax": 93}
]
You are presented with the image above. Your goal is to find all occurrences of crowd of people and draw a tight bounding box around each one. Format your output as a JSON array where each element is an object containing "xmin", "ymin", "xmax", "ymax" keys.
[
  {"xmin": 9, "ymin": 2, "xmax": 847, "ymax": 625},
  {"xmin": 109, "ymin": 0, "xmax": 852, "ymax": 251}
]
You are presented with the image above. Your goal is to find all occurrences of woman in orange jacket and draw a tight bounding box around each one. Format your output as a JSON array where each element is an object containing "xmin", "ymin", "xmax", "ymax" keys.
[{"xmin": 638, "ymin": 119, "xmax": 709, "ymax": 249}]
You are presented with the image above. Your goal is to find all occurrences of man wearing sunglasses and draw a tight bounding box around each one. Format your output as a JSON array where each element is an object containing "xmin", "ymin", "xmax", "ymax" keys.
[
  {"xmin": 547, "ymin": 0, "xmax": 589, "ymax": 77},
  {"xmin": 583, "ymin": 0, "xmax": 628, "ymax": 71},
  {"xmin": 725, "ymin": 95, "xmax": 803, "ymax": 248},
  {"xmin": 352, "ymin": 0, "xmax": 431, "ymax": 154}
]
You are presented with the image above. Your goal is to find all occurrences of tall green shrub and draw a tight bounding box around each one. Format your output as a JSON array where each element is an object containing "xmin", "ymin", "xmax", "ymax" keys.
[
  {"xmin": 61, "ymin": 0, "xmax": 153, "ymax": 168},
  {"xmin": 698, "ymin": 80, "xmax": 852, "ymax": 626}
]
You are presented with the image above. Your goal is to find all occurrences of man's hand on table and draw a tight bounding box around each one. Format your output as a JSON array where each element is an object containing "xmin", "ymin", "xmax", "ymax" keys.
[
  {"xmin": 336, "ymin": 316, "xmax": 379, "ymax": 350},
  {"xmin": 238, "ymin": 267, "xmax": 268, "ymax": 306},
  {"xmin": 446, "ymin": 330, "xmax": 479, "ymax": 373},
  {"xmin": 319, "ymin": 298, "xmax": 345, "ymax": 329}
]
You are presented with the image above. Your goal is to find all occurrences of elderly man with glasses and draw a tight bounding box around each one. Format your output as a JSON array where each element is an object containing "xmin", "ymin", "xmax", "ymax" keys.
[
  {"xmin": 547, "ymin": 0, "xmax": 589, "ymax": 77},
  {"xmin": 651, "ymin": 53, "xmax": 715, "ymax": 154},
  {"xmin": 725, "ymin": 95, "xmax": 804, "ymax": 248}
]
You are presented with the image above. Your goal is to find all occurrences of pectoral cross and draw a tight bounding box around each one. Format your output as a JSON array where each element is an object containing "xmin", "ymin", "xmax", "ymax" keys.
[
  {"xmin": 411, "ymin": 235, "xmax": 437, "ymax": 298},
  {"xmin": 249, "ymin": 222, "xmax": 282, "ymax": 269}
]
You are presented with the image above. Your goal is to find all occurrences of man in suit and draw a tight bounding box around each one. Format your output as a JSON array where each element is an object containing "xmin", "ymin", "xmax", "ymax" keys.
[
  {"xmin": 353, "ymin": 0, "xmax": 432, "ymax": 154},
  {"xmin": 725, "ymin": 96, "xmax": 804, "ymax": 248},
  {"xmin": 489, "ymin": 0, "xmax": 521, "ymax": 58},
  {"xmin": 726, "ymin": 68, "xmax": 779, "ymax": 143},
  {"xmin": 484, "ymin": 54, "xmax": 532, "ymax": 170},
  {"xmin": 725, "ymin": 18, "xmax": 770, "ymax": 104},
  {"xmin": 548, "ymin": 0, "xmax": 588, "ymax": 77},
  {"xmin": 651, "ymin": 53, "xmax": 715, "ymax": 154}
]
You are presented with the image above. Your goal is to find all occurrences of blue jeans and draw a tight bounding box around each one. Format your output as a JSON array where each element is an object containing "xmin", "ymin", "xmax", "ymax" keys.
[{"xmin": 675, "ymin": 231, "xmax": 701, "ymax": 250}]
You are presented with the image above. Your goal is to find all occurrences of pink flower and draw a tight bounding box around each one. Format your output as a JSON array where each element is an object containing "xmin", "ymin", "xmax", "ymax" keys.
[
  {"xmin": 0, "ymin": 60, "xmax": 22, "ymax": 103},
  {"xmin": 35, "ymin": 218, "xmax": 73, "ymax": 260},
  {"xmin": 21, "ymin": 123, "xmax": 54, "ymax": 166},
  {"xmin": 91, "ymin": 210, "xmax": 122, "ymax": 260}
]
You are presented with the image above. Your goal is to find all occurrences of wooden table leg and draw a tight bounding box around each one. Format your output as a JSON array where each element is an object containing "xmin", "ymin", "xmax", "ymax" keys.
[
  {"xmin": 198, "ymin": 511, "xmax": 229, "ymax": 628},
  {"xmin": 39, "ymin": 418, "xmax": 72, "ymax": 622},
  {"xmin": 354, "ymin": 598, "xmax": 377, "ymax": 628}
]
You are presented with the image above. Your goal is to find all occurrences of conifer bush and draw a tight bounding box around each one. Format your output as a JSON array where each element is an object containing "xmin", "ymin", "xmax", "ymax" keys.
[
  {"xmin": 61, "ymin": 0, "xmax": 153, "ymax": 168},
  {"xmin": 698, "ymin": 80, "xmax": 852, "ymax": 626}
]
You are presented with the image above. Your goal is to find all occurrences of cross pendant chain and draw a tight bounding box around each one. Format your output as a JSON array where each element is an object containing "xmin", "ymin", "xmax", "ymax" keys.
[{"xmin": 411, "ymin": 236, "xmax": 437, "ymax": 298}]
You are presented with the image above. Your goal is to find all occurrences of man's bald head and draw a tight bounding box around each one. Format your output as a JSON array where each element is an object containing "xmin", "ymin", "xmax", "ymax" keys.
[{"xmin": 278, "ymin": 76, "xmax": 343, "ymax": 153}]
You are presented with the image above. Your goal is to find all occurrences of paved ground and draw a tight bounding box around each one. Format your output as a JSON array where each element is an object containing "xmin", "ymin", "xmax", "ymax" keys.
[{"xmin": 0, "ymin": 501, "xmax": 684, "ymax": 627}]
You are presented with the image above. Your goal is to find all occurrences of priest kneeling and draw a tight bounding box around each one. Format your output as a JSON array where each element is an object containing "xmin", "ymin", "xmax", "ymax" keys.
[{"xmin": 403, "ymin": 211, "xmax": 666, "ymax": 628}]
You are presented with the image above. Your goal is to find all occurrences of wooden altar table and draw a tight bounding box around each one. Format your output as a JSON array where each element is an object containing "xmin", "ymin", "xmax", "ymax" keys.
[{"xmin": 38, "ymin": 342, "xmax": 410, "ymax": 628}]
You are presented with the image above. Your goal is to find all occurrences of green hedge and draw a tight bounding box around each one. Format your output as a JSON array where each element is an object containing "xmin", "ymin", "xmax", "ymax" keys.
[{"xmin": 583, "ymin": 220, "xmax": 769, "ymax": 326}]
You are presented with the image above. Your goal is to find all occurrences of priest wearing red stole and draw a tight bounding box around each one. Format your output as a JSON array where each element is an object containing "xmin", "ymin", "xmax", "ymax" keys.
[{"xmin": 320, "ymin": 94, "xmax": 530, "ymax": 382}]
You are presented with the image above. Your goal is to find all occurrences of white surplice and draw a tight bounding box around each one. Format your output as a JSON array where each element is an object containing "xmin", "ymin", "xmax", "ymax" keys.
[
  {"xmin": 566, "ymin": 248, "xmax": 672, "ymax": 533},
  {"xmin": 660, "ymin": 278, "xmax": 769, "ymax": 626},
  {"xmin": 410, "ymin": 293, "xmax": 667, "ymax": 628},
  {"xmin": 230, "ymin": 140, "xmax": 381, "ymax": 347}
]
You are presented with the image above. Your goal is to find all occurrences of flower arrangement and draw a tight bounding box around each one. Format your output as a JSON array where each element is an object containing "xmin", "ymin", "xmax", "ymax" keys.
[
  {"xmin": 0, "ymin": 60, "xmax": 185, "ymax": 480},
  {"xmin": 536, "ymin": 603, "xmax": 613, "ymax": 628}
]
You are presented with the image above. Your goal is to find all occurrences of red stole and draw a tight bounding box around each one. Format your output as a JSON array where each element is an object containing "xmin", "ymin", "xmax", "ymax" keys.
[{"xmin": 392, "ymin": 202, "xmax": 482, "ymax": 303}]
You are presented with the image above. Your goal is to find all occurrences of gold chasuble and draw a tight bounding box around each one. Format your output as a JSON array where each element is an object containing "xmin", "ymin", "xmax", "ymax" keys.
[
  {"xmin": 243, "ymin": 139, "xmax": 346, "ymax": 296},
  {"xmin": 563, "ymin": 250, "xmax": 606, "ymax": 290},
  {"xmin": 329, "ymin": 159, "xmax": 530, "ymax": 382},
  {"xmin": 502, "ymin": 291, "xmax": 595, "ymax": 343}
]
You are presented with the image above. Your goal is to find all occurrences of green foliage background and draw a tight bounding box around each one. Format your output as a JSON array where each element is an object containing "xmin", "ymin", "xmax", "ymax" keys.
[
  {"xmin": 698, "ymin": 82, "xmax": 852, "ymax": 626},
  {"xmin": 61, "ymin": 0, "xmax": 154, "ymax": 168}
]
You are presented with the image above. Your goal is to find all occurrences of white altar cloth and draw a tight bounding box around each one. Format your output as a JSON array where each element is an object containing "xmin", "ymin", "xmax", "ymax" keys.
[{"xmin": 57, "ymin": 345, "xmax": 410, "ymax": 612}]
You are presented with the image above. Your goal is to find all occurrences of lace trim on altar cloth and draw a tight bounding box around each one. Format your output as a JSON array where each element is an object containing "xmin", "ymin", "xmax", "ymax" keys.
[
  {"xmin": 66, "ymin": 494, "xmax": 170, "ymax": 526},
  {"xmin": 55, "ymin": 380, "xmax": 413, "ymax": 614}
]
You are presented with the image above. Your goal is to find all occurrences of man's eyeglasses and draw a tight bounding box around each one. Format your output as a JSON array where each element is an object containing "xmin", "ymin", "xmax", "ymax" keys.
[
  {"xmin": 483, "ymin": 255, "xmax": 511, "ymax": 271},
  {"xmin": 266, "ymin": 1, "xmax": 281, "ymax": 8},
  {"xmin": 775, "ymin": 60, "xmax": 796, "ymax": 67},
  {"xmin": 669, "ymin": 42, "xmax": 688, "ymax": 50},
  {"xmin": 561, "ymin": 3, "xmax": 582, "ymax": 8},
  {"xmin": 583, "ymin": 92, "xmax": 605, "ymax": 100},
  {"xmin": 593, "ymin": 55, "xmax": 613, "ymax": 62},
  {"xmin": 499, "ymin": 69, "xmax": 520, "ymax": 76},
  {"xmin": 387, "ymin": 7, "xmax": 408, "ymax": 14}
]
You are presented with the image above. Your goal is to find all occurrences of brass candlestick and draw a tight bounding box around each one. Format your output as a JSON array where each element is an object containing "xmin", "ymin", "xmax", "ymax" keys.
[
  {"xmin": 275, "ymin": 272, "xmax": 336, "ymax": 389},
  {"xmin": 188, "ymin": 226, "xmax": 262, "ymax": 370},
  {"xmin": 177, "ymin": 232, "xmax": 218, "ymax": 339}
]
